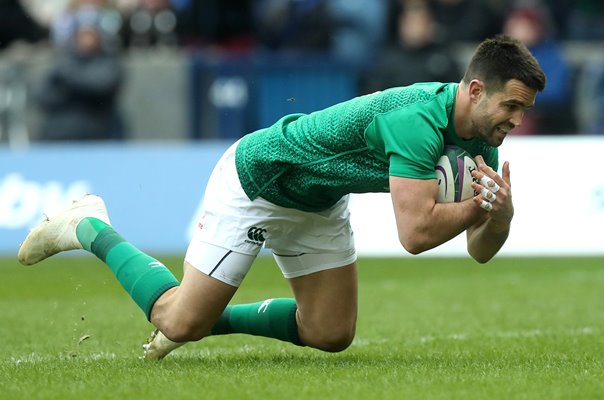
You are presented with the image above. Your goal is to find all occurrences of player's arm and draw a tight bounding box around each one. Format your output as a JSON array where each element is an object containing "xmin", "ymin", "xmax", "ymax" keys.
[
  {"xmin": 466, "ymin": 156, "xmax": 514, "ymax": 263},
  {"xmin": 390, "ymin": 175, "xmax": 483, "ymax": 255}
]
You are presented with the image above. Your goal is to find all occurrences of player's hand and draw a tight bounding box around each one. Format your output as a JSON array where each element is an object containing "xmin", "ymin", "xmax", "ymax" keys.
[{"xmin": 471, "ymin": 155, "xmax": 514, "ymax": 227}]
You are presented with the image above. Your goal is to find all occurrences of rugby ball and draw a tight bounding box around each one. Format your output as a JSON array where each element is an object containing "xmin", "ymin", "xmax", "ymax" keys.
[{"xmin": 435, "ymin": 146, "xmax": 477, "ymax": 203}]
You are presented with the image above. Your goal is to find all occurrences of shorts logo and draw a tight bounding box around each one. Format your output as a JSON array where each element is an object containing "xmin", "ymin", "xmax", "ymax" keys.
[{"xmin": 246, "ymin": 226, "xmax": 267, "ymax": 244}]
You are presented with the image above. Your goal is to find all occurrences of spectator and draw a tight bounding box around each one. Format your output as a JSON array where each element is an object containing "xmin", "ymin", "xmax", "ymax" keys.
[
  {"xmin": 503, "ymin": 4, "xmax": 574, "ymax": 134},
  {"xmin": 361, "ymin": 1, "xmax": 462, "ymax": 93},
  {"xmin": 35, "ymin": 8, "xmax": 126, "ymax": 141},
  {"xmin": 51, "ymin": 0, "xmax": 122, "ymax": 50}
]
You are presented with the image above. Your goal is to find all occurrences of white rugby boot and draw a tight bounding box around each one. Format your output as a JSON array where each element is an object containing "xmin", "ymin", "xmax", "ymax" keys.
[
  {"xmin": 143, "ymin": 329, "xmax": 185, "ymax": 360},
  {"xmin": 18, "ymin": 194, "xmax": 111, "ymax": 266}
]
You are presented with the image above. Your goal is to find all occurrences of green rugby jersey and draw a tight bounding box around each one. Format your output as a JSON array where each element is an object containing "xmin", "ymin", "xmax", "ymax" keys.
[{"xmin": 235, "ymin": 82, "xmax": 498, "ymax": 212}]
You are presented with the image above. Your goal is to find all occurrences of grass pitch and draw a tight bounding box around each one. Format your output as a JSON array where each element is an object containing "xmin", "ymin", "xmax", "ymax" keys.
[{"xmin": 1, "ymin": 255, "xmax": 604, "ymax": 400}]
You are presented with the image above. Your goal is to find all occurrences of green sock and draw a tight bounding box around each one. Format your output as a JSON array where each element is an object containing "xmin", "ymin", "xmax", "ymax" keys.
[
  {"xmin": 210, "ymin": 298, "xmax": 304, "ymax": 346},
  {"xmin": 76, "ymin": 217, "xmax": 179, "ymax": 320}
]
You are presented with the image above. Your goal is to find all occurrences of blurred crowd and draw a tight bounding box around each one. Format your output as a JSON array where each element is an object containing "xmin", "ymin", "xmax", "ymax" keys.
[{"xmin": 1, "ymin": 0, "xmax": 604, "ymax": 141}]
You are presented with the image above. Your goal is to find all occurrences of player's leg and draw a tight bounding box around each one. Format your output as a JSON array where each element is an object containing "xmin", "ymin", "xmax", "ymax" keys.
[
  {"xmin": 287, "ymin": 261, "xmax": 357, "ymax": 352},
  {"xmin": 172, "ymin": 241, "xmax": 301, "ymax": 346},
  {"xmin": 144, "ymin": 241, "xmax": 303, "ymax": 359},
  {"xmin": 204, "ymin": 251, "xmax": 358, "ymax": 353},
  {"xmin": 207, "ymin": 266, "xmax": 357, "ymax": 353},
  {"xmin": 150, "ymin": 262, "xmax": 237, "ymax": 341},
  {"xmin": 144, "ymin": 251, "xmax": 255, "ymax": 360},
  {"xmin": 268, "ymin": 194, "xmax": 358, "ymax": 351}
]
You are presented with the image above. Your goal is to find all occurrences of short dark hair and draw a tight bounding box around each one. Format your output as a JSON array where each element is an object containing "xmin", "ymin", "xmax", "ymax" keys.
[{"xmin": 462, "ymin": 35, "xmax": 546, "ymax": 92}]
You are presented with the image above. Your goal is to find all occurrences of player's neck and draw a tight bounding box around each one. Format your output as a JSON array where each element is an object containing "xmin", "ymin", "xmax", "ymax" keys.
[{"xmin": 453, "ymin": 81, "xmax": 474, "ymax": 140}]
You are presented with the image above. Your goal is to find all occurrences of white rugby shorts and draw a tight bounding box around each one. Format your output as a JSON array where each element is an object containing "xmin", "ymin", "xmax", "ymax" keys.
[{"xmin": 185, "ymin": 141, "xmax": 357, "ymax": 287}]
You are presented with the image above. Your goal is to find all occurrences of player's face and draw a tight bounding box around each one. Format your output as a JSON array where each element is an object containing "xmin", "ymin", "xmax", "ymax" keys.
[{"xmin": 471, "ymin": 79, "xmax": 537, "ymax": 146}]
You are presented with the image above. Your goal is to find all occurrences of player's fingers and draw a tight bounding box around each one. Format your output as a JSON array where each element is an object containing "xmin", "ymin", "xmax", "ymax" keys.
[
  {"xmin": 473, "ymin": 196, "xmax": 493, "ymax": 212},
  {"xmin": 476, "ymin": 156, "xmax": 497, "ymax": 178},
  {"xmin": 481, "ymin": 187, "xmax": 497, "ymax": 202},
  {"xmin": 475, "ymin": 156, "xmax": 497, "ymax": 177},
  {"xmin": 474, "ymin": 155, "xmax": 486, "ymax": 168},
  {"xmin": 502, "ymin": 161, "xmax": 511, "ymax": 186},
  {"xmin": 479, "ymin": 174, "xmax": 500, "ymax": 193}
]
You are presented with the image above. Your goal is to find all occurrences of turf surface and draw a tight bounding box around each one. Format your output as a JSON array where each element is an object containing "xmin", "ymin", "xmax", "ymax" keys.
[{"xmin": 1, "ymin": 255, "xmax": 603, "ymax": 399}]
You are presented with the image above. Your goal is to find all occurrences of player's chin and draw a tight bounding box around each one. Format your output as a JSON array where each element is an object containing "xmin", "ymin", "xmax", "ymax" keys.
[{"xmin": 487, "ymin": 130, "xmax": 507, "ymax": 147}]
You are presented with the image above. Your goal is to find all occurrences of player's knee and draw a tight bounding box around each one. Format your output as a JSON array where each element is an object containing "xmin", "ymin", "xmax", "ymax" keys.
[
  {"xmin": 159, "ymin": 315, "xmax": 207, "ymax": 342},
  {"xmin": 303, "ymin": 325, "xmax": 356, "ymax": 353},
  {"xmin": 315, "ymin": 330, "xmax": 355, "ymax": 352}
]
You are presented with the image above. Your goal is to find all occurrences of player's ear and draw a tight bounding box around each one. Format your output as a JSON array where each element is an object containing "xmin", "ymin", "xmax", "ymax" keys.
[{"xmin": 468, "ymin": 79, "xmax": 485, "ymax": 103}]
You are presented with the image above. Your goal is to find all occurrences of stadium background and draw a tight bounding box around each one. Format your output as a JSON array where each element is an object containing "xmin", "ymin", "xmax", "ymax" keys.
[{"xmin": 1, "ymin": 0, "xmax": 604, "ymax": 258}]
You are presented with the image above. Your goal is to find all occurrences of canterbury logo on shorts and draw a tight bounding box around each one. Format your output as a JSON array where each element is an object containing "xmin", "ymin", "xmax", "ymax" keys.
[{"xmin": 245, "ymin": 226, "xmax": 267, "ymax": 245}]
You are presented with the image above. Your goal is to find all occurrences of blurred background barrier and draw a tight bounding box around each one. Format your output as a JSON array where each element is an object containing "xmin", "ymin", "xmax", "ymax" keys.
[{"xmin": 2, "ymin": 137, "xmax": 604, "ymax": 257}]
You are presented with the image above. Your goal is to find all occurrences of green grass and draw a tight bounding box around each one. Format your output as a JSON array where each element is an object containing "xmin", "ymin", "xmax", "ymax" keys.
[{"xmin": 1, "ymin": 255, "xmax": 604, "ymax": 399}]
